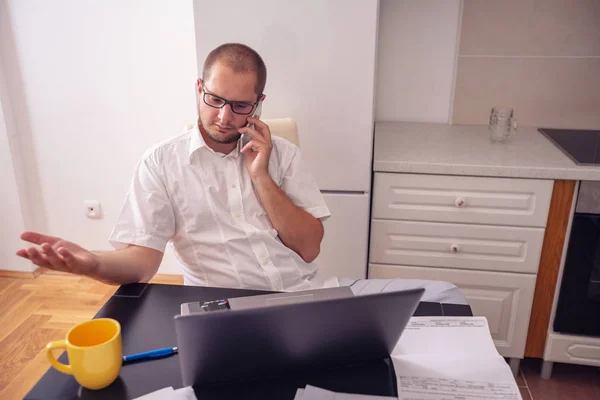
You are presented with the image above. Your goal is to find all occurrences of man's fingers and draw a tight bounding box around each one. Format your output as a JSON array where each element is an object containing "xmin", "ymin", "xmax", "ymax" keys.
[
  {"xmin": 21, "ymin": 231, "xmax": 60, "ymax": 246},
  {"xmin": 57, "ymin": 247, "xmax": 79, "ymax": 269},
  {"xmin": 16, "ymin": 249, "xmax": 29, "ymax": 259},
  {"xmin": 241, "ymin": 140, "xmax": 262, "ymax": 154},
  {"xmin": 242, "ymin": 120, "xmax": 271, "ymax": 144},
  {"xmin": 247, "ymin": 117, "xmax": 269, "ymax": 134},
  {"xmin": 26, "ymin": 247, "xmax": 52, "ymax": 269},
  {"xmin": 41, "ymin": 244, "xmax": 73, "ymax": 272},
  {"xmin": 250, "ymin": 118, "xmax": 272, "ymax": 144},
  {"xmin": 240, "ymin": 126, "xmax": 264, "ymax": 142},
  {"xmin": 240, "ymin": 143, "xmax": 253, "ymax": 155},
  {"xmin": 26, "ymin": 246, "xmax": 44, "ymax": 261}
]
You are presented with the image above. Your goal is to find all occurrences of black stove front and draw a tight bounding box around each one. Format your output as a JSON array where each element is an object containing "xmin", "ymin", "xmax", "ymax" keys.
[
  {"xmin": 539, "ymin": 129, "xmax": 600, "ymax": 337},
  {"xmin": 554, "ymin": 181, "xmax": 600, "ymax": 337}
]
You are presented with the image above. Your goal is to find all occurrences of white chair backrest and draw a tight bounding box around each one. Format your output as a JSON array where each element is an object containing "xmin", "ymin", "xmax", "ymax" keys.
[
  {"xmin": 262, "ymin": 118, "xmax": 299, "ymax": 147},
  {"xmin": 185, "ymin": 118, "xmax": 299, "ymax": 147}
]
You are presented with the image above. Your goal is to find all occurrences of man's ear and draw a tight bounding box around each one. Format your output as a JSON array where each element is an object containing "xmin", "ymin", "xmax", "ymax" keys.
[{"xmin": 195, "ymin": 79, "xmax": 203, "ymax": 104}]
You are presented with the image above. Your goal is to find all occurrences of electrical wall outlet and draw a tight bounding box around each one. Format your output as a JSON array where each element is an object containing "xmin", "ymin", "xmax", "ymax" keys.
[{"xmin": 84, "ymin": 200, "xmax": 102, "ymax": 219}]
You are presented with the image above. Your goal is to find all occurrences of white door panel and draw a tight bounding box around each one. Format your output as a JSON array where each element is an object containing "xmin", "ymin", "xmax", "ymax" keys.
[
  {"xmin": 158, "ymin": 245, "xmax": 181, "ymax": 275},
  {"xmin": 315, "ymin": 193, "xmax": 370, "ymax": 280}
]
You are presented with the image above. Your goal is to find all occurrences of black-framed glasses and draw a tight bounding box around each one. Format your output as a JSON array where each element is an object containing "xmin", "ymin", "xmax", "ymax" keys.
[{"xmin": 202, "ymin": 86, "xmax": 260, "ymax": 115}]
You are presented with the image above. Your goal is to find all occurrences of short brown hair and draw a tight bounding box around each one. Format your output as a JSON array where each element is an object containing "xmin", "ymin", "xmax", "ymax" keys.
[{"xmin": 202, "ymin": 43, "xmax": 267, "ymax": 96}]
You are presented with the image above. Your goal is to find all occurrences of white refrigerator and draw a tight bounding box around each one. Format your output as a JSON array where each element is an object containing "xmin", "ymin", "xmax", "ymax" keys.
[{"xmin": 193, "ymin": 0, "xmax": 379, "ymax": 279}]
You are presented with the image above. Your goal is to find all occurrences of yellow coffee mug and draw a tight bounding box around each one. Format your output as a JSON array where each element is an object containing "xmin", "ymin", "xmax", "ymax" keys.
[{"xmin": 46, "ymin": 318, "xmax": 122, "ymax": 390}]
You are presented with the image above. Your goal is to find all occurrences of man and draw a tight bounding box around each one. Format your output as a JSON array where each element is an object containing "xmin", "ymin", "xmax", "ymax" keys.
[{"xmin": 16, "ymin": 43, "xmax": 330, "ymax": 292}]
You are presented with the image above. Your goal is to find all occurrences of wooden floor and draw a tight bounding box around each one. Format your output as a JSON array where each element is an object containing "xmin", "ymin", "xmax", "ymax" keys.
[{"xmin": 0, "ymin": 272, "xmax": 183, "ymax": 400}]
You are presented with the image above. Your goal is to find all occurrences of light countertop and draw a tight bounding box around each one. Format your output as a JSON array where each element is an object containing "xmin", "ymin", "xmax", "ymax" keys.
[{"xmin": 374, "ymin": 122, "xmax": 600, "ymax": 181}]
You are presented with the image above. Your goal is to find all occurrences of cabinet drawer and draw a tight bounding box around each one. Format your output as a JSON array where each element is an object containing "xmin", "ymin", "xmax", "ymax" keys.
[
  {"xmin": 370, "ymin": 220, "xmax": 544, "ymax": 274},
  {"xmin": 373, "ymin": 173, "xmax": 553, "ymax": 227},
  {"xmin": 545, "ymin": 333, "xmax": 600, "ymax": 366},
  {"xmin": 369, "ymin": 263, "xmax": 536, "ymax": 358}
]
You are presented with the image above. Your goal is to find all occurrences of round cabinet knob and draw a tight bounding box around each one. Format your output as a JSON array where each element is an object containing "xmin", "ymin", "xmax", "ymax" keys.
[
  {"xmin": 450, "ymin": 244, "xmax": 460, "ymax": 254},
  {"xmin": 455, "ymin": 197, "xmax": 467, "ymax": 208}
]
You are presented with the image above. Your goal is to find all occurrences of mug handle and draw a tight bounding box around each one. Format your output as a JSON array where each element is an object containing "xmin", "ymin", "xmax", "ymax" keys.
[
  {"xmin": 510, "ymin": 118, "xmax": 518, "ymax": 139},
  {"xmin": 46, "ymin": 340, "xmax": 73, "ymax": 375}
]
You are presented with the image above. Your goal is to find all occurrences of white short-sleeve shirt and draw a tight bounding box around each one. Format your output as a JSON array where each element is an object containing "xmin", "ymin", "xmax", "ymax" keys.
[{"xmin": 109, "ymin": 124, "xmax": 330, "ymax": 291}]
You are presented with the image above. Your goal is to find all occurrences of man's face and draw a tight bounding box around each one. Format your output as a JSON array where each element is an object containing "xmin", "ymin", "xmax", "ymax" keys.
[{"xmin": 198, "ymin": 63, "xmax": 259, "ymax": 145}]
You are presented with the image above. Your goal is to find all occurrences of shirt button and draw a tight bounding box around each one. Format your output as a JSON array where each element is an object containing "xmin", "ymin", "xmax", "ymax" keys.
[
  {"xmin": 231, "ymin": 183, "xmax": 236, "ymax": 189},
  {"xmin": 235, "ymin": 212, "xmax": 241, "ymax": 219}
]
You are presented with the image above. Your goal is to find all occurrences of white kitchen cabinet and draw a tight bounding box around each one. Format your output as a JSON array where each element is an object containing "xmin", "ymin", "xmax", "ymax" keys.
[
  {"xmin": 370, "ymin": 219, "xmax": 545, "ymax": 274},
  {"xmin": 373, "ymin": 173, "xmax": 553, "ymax": 227},
  {"xmin": 370, "ymin": 264, "xmax": 536, "ymax": 358},
  {"xmin": 370, "ymin": 171, "xmax": 553, "ymax": 363}
]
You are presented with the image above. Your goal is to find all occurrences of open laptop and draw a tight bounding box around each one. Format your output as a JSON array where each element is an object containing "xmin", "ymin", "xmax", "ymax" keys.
[
  {"xmin": 180, "ymin": 286, "xmax": 354, "ymax": 314},
  {"xmin": 174, "ymin": 287, "xmax": 424, "ymax": 386}
]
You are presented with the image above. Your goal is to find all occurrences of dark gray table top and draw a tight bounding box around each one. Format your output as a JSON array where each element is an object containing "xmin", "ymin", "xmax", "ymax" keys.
[{"xmin": 25, "ymin": 283, "xmax": 472, "ymax": 399}]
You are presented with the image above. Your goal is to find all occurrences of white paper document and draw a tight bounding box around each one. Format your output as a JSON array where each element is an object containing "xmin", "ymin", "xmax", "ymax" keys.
[
  {"xmin": 296, "ymin": 385, "xmax": 396, "ymax": 400},
  {"xmin": 133, "ymin": 386, "xmax": 196, "ymax": 400},
  {"xmin": 391, "ymin": 317, "xmax": 521, "ymax": 400}
]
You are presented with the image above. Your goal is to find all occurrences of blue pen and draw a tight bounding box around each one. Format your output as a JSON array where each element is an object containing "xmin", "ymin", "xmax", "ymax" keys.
[{"xmin": 122, "ymin": 347, "xmax": 178, "ymax": 364}]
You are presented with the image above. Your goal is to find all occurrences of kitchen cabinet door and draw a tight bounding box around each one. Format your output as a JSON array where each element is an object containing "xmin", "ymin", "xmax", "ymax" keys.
[{"xmin": 370, "ymin": 263, "xmax": 536, "ymax": 358}]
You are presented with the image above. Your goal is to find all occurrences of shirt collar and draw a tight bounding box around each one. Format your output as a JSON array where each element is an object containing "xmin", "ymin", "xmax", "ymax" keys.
[{"xmin": 188, "ymin": 123, "xmax": 242, "ymax": 163}]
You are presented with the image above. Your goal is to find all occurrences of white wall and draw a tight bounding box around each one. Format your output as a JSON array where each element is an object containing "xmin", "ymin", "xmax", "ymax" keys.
[
  {"xmin": 1, "ymin": 0, "xmax": 198, "ymax": 274},
  {"xmin": 375, "ymin": 0, "xmax": 462, "ymax": 123},
  {"xmin": 0, "ymin": 0, "xmax": 33, "ymax": 271},
  {"xmin": 0, "ymin": 57, "xmax": 32, "ymax": 272},
  {"xmin": 0, "ymin": 110, "xmax": 28, "ymax": 271},
  {"xmin": 1, "ymin": 0, "xmax": 464, "ymax": 275}
]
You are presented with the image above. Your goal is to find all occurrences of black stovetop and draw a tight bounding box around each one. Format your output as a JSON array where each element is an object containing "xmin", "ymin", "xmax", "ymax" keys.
[{"xmin": 539, "ymin": 128, "xmax": 600, "ymax": 166}]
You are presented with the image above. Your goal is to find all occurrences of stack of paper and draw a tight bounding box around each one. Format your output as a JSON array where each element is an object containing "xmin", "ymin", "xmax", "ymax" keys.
[
  {"xmin": 133, "ymin": 386, "xmax": 196, "ymax": 400},
  {"xmin": 392, "ymin": 317, "xmax": 521, "ymax": 400},
  {"xmin": 295, "ymin": 385, "xmax": 395, "ymax": 399}
]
